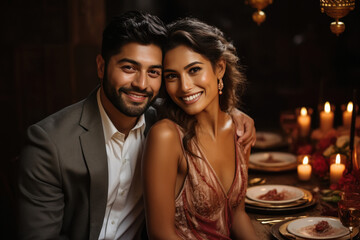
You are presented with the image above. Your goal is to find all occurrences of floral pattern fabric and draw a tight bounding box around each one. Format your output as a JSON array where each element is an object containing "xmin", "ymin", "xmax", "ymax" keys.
[{"xmin": 174, "ymin": 124, "xmax": 248, "ymax": 240}]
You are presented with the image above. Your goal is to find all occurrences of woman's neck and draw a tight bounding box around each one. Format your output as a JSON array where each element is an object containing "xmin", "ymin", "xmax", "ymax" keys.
[{"xmin": 195, "ymin": 107, "xmax": 232, "ymax": 140}]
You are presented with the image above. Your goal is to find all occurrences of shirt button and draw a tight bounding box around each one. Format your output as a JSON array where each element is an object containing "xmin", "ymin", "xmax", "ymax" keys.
[
  {"xmin": 111, "ymin": 220, "xmax": 115, "ymax": 225},
  {"xmin": 120, "ymin": 190, "xmax": 125, "ymax": 196}
]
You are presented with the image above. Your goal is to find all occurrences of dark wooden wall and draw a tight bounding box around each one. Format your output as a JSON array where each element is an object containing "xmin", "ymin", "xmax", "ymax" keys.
[
  {"xmin": 1, "ymin": 0, "xmax": 105, "ymax": 161},
  {"xmin": 2, "ymin": 0, "xmax": 359, "ymax": 160}
]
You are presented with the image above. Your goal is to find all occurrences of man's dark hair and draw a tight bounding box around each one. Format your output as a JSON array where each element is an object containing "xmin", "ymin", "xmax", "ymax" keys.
[{"xmin": 101, "ymin": 11, "xmax": 167, "ymax": 63}]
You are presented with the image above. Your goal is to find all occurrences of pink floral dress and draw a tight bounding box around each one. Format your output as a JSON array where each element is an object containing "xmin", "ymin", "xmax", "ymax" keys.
[{"xmin": 174, "ymin": 124, "xmax": 248, "ymax": 240}]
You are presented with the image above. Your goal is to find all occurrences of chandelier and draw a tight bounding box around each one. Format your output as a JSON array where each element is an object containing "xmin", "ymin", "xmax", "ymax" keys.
[
  {"xmin": 320, "ymin": 0, "xmax": 355, "ymax": 36},
  {"xmin": 245, "ymin": 0, "xmax": 273, "ymax": 25}
]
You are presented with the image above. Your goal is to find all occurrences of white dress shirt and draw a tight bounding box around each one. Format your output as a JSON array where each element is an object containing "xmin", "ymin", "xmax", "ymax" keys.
[{"xmin": 97, "ymin": 90, "xmax": 146, "ymax": 240}]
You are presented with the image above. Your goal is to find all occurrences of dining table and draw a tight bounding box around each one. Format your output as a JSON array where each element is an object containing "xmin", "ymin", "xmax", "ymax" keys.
[{"xmin": 246, "ymin": 132, "xmax": 360, "ymax": 240}]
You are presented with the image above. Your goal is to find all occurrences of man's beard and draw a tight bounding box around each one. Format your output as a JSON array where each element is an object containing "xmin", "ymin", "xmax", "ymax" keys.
[{"xmin": 102, "ymin": 75, "xmax": 156, "ymax": 117}]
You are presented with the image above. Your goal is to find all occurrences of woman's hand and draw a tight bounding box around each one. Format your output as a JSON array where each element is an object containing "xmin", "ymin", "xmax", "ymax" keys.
[{"xmin": 230, "ymin": 109, "xmax": 256, "ymax": 153}]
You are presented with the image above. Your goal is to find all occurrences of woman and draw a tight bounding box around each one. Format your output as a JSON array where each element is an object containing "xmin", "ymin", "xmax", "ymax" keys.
[{"xmin": 142, "ymin": 18, "xmax": 258, "ymax": 240}]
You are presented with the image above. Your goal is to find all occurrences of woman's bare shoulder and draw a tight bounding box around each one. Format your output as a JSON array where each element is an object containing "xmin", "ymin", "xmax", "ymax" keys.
[
  {"xmin": 143, "ymin": 119, "xmax": 182, "ymax": 165},
  {"xmin": 147, "ymin": 119, "xmax": 179, "ymax": 141}
]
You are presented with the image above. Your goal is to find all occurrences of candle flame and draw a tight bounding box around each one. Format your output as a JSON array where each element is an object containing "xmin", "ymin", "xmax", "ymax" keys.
[
  {"xmin": 336, "ymin": 154, "xmax": 341, "ymax": 164},
  {"xmin": 303, "ymin": 156, "xmax": 309, "ymax": 165},
  {"xmin": 347, "ymin": 101, "xmax": 353, "ymax": 112},
  {"xmin": 324, "ymin": 102, "xmax": 331, "ymax": 113},
  {"xmin": 300, "ymin": 107, "xmax": 307, "ymax": 116}
]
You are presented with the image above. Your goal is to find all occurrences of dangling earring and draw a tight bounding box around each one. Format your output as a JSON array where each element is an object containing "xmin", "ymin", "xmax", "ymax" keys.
[{"xmin": 218, "ymin": 78, "xmax": 224, "ymax": 95}]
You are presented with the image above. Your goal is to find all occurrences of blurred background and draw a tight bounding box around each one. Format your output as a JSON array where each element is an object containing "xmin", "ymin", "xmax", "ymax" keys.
[{"xmin": 0, "ymin": 0, "xmax": 359, "ymax": 235}]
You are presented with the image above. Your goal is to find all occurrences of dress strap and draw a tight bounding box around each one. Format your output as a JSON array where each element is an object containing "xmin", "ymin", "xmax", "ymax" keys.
[{"xmin": 172, "ymin": 122, "xmax": 189, "ymax": 168}]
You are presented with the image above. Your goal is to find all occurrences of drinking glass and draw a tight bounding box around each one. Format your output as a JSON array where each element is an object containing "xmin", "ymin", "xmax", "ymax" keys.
[
  {"xmin": 338, "ymin": 192, "xmax": 360, "ymax": 240},
  {"xmin": 279, "ymin": 111, "xmax": 297, "ymax": 150}
]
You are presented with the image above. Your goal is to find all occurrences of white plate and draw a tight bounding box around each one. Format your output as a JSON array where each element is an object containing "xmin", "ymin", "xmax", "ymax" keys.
[
  {"xmin": 246, "ymin": 185, "xmax": 304, "ymax": 204},
  {"xmin": 254, "ymin": 132, "xmax": 283, "ymax": 149},
  {"xmin": 249, "ymin": 152, "xmax": 296, "ymax": 167},
  {"xmin": 287, "ymin": 217, "xmax": 349, "ymax": 239}
]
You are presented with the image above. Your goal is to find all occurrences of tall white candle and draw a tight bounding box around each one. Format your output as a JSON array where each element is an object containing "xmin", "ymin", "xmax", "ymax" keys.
[
  {"xmin": 330, "ymin": 154, "xmax": 345, "ymax": 184},
  {"xmin": 320, "ymin": 102, "xmax": 334, "ymax": 133},
  {"xmin": 343, "ymin": 101, "xmax": 353, "ymax": 128},
  {"xmin": 297, "ymin": 156, "xmax": 312, "ymax": 181},
  {"xmin": 297, "ymin": 107, "xmax": 311, "ymax": 137}
]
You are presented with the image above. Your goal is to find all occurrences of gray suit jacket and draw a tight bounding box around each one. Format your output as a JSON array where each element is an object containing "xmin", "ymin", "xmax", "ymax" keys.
[{"xmin": 18, "ymin": 87, "xmax": 156, "ymax": 240}]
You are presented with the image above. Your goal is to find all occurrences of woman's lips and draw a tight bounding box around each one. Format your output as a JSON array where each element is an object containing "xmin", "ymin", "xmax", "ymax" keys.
[{"xmin": 181, "ymin": 92, "xmax": 202, "ymax": 104}]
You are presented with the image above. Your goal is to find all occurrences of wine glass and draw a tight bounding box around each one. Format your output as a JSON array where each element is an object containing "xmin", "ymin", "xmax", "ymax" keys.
[
  {"xmin": 279, "ymin": 111, "xmax": 297, "ymax": 150},
  {"xmin": 338, "ymin": 192, "xmax": 360, "ymax": 240}
]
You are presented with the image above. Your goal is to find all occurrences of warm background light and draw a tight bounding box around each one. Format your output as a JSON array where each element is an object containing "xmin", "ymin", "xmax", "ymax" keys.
[
  {"xmin": 303, "ymin": 156, "xmax": 309, "ymax": 164},
  {"xmin": 347, "ymin": 101, "xmax": 353, "ymax": 112},
  {"xmin": 324, "ymin": 102, "xmax": 331, "ymax": 113},
  {"xmin": 298, "ymin": 155, "xmax": 312, "ymax": 181},
  {"xmin": 301, "ymin": 107, "xmax": 307, "ymax": 116},
  {"xmin": 336, "ymin": 153, "xmax": 341, "ymax": 164},
  {"xmin": 330, "ymin": 153, "xmax": 346, "ymax": 184},
  {"xmin": 320, "ymin": 101, "xmax": 334, "ymax": 132}
]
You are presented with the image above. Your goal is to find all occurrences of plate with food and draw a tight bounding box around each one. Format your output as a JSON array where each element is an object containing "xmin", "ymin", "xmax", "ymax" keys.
[
  {"xmin": 246, "ymin": 185, "xmax": 304, "ymax": 204},
  {"xmin": 249, "ymin": 152, "xmax": 296, "ymax": 167},
  {"xmin": 287, "ymin": 217, "xmax": 349, "ymax": 239},
  {"xmin": 254, "ymin": 132, "xmax": 283, "ymax": 149}
]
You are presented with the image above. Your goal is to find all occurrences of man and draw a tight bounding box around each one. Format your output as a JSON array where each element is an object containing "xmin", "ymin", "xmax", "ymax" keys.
[{"xmin": 18, "ymin": 11, "xmax": 255, "ymax": 240}]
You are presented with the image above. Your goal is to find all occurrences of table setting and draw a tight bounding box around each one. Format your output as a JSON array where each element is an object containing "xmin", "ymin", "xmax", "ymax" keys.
[
  {"xmin": 246, "ymin": 94, "xmax": 360, "ymax": 239},
  {"xmin": 245, "ymin": 184, "xmax": 316, "ymax": 214}
]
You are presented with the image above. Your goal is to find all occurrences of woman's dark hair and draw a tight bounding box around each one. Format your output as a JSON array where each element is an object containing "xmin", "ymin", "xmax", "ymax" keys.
[
  {"xmin": 160, "ymin": 17, "xmax": 247, "ymax": 157},
  {"xmin": 101, "ymin": 11, "xmax": 167, "ymax": 64}
]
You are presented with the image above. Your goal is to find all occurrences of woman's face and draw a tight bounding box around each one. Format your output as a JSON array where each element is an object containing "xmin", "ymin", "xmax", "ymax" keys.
[{"xmin": 163, "ymin": 45, "xmax": 225, "ymax": 115}]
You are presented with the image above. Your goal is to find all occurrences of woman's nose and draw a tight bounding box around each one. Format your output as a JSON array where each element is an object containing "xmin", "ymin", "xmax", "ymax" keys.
[{"xmin": 180, "ymin": 76, "xmax": 193, "ymax": 92}]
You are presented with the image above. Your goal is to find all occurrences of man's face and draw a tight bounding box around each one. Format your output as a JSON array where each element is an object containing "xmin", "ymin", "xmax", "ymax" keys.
[{"xmin": 98, "ymin": 43, "xmax": 162, "ymax": 117}]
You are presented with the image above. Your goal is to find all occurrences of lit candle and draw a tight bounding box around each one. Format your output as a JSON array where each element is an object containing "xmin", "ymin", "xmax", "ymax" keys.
[
  {"xmin": 343, "ymin": 101, "xmax": 353, "ymax": 128},
  {"xmin": 297, "ymin": 156, "xmax": 312, "ymax": 181},
  {"xmin": 330, "ymin": 154, "xmax": 345, "ymax": 184},
  {"xmin": 320, "ymin": 102, "xmax": 334, "ymax": 133},
  {"xmin": 297, "ymin": 107, "xmax": 311, "ymax": 137}
]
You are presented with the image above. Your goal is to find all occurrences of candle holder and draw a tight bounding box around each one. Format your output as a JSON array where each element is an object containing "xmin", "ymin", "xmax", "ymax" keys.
[
  {"xmin": 320, "ymin": 0, "xmax": 356, "ymax": 36},
  {"xmin": 341, "ymin": 103, "xmax": 359, "ymax": 128},
  {"xmin": 245, "ymin": 0, "xmax": 273, "ymax": 25},
  {"xmin": 318, "ymin": 102, "xmax": 335, "ymax": 133},
  {"xmin": 297, "ymin": 155, "xmax": 312, "ymax": 181},
  {"xmin": 330, "ymin": 153, "xmax": 347, "ymax": 184},
  {"xmin": 296, "ymin": 107, "xmax": 313, "ymax": 139}
]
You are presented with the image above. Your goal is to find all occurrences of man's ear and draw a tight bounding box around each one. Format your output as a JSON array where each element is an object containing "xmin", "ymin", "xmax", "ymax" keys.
[
  {"xmin": 216, "ymin": 58, "xmax": 226, "ymax": 79},
  {"xmin": 96, "ymin": 54, "xmax": 105, "ymax": 81}
]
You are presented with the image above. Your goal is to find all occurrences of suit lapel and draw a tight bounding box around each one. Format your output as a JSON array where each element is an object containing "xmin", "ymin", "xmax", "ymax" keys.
[{"xmin": 79, "ymin": 88, "xmax": 108, "ymax": 240}]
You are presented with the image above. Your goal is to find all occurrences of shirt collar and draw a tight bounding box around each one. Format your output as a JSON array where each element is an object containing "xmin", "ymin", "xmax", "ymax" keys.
[{"xmin": 96, "ymin": 89, "xmax": 146, "ymax": 142}]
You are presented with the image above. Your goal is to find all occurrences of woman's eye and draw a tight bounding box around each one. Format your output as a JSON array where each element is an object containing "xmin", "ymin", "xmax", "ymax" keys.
[
  {"xmin": 165, "ymin": 73, "xmax": 178, "ymax": 81},
  {"xmin": 189, "ymin": 67, "xmax": 201, "ymax": 74},
  {"xmin": 148, "ymin": 69, "xmax": 161, "ymax": 78}
]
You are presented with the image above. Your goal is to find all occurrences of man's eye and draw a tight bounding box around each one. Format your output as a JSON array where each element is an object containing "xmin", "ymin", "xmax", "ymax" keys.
[
  {"xmin": 189, "ymin": 67, "xmax": 201, "ymax": 74},
  {"xmin": 121, "ymin": 65, "xmax": 136, "ymax": 72},
  {"xmin": 148, "ymin": 69, "xmax": 161, "ymax": 78}
]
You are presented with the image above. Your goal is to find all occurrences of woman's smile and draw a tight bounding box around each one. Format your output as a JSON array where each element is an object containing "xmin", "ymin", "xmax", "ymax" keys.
[{"xmin": 181, "ymin": 92, "xmax": 203, "ymax": 104}]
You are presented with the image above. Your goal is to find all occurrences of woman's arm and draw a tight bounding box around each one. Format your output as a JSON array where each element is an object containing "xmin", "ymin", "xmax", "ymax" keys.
[
  {"xmin": 231, "ymin": 200, "xmax": 259, "ymax": 240},
  {"xmin": 141, "ymin": 120, "xmax": 183, "ymax": 240}
]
